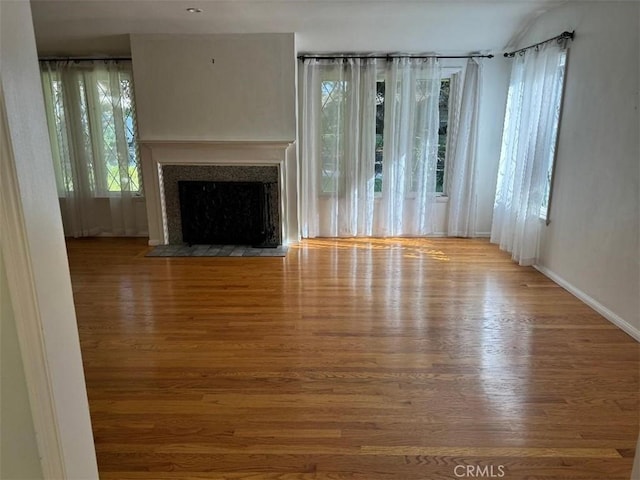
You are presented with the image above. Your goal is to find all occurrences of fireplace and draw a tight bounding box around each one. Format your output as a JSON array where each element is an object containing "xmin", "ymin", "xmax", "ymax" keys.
[
  {"xmin": 179, "ymin": 180, "xmax": 278, "ymax": 247},
  {"xmin": 137, "ymin": 141, "xmax": 297, "ymax": 246},
  {"xmin": 161, "ymin": 164, "xmax": 281, "ymax": 246}
]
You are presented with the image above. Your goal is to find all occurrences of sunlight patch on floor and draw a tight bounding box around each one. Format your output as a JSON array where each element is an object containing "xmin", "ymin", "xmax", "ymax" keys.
[{"xmin": 291, "ymin": 237, "xmax": 451, "ymax": 261}]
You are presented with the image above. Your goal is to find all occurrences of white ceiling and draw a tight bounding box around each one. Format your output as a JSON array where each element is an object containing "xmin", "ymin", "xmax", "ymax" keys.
[{"xmin": 30, "ymin": 0, "xmax": 565, "ymax": 56}]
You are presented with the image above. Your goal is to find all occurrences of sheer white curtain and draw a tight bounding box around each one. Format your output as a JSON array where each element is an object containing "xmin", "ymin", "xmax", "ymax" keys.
[
  {"xmin": 301, "ymin": 57, "xmax": 441, "ymax": 238},
  {"xmin": 379, "ymin": 58, "xmax": 440, "ymax": 236},
  {"xmin": 41, "ymin": 60, "xmax": 143, "ymax": 238},
  {"xmin": 300, "ymin": 58, "xmax": 377, "ymax": 237},
  {"xmin": 447, "ymin": 58, "xmax": 481, "ymax": 237},
  {"xmin": 491, "ymin": 42, "xmax": 567, "ymax": 265}
]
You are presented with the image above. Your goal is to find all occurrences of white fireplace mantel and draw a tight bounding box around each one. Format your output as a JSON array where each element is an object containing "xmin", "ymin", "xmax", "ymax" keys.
[{"xmin": 138, "ymin": 140, "xmax": 299, "ymax": 246}]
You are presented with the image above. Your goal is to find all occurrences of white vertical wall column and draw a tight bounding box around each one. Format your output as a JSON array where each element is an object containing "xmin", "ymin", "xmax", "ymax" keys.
[{"xmin": 0, "ymin": 1, "xmax": 99, "ymax": 478}]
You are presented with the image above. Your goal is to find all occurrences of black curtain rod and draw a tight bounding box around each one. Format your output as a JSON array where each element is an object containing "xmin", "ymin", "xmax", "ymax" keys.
[
  {"xmin": 298, "ymin": 53, "xmax": 494, "ymax": 61},
  {"xmin": 504, "ymin": 31, "xmax": 575, "ymax": 58},
  {"xmin": 38, "ymin": 56, "xmax": 132, "ymax": 62}
]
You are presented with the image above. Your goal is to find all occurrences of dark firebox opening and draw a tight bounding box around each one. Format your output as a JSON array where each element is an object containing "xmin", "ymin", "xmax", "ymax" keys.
[{"xmin": 178, "ymin": 180, "xmax": 278, "ymax": 248}]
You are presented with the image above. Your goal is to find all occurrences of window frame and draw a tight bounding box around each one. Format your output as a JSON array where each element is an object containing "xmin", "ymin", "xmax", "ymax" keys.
[
  {"xmin": 41, "ymin": 62, "xmax": 143, "ymax": 198},
  {"xmin": 539, "ymin": 49, "xmax": 569, "ymax": 224},
  {"xmin": 438, "ymin": 62, "xmax": 465, "ymax": 199},
  {"xmin": 377, "ymin": 64, "xmax": 461, "ymax": 199},
  {"xmin": 316, "ymin": 62, "xmax": 461, "ymax": 198},
  {"xmin": 373, "ymin": 67, "xmax": 386, "ymax": 197},
  {"xmin": 318, "ymin": 74, "xmax": 350, "ymax": 196}
]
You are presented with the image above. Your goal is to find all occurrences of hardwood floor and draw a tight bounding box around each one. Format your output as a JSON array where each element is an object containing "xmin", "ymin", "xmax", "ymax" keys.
[{"xmin": 66, "ymin": 237, "xmax": 639, "ymax": 480}]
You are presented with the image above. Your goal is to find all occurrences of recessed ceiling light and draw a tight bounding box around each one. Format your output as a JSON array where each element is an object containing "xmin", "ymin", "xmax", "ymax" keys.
[{"xmin": 186, "ymin": 7, "xmax": 203, "ymax": 13}]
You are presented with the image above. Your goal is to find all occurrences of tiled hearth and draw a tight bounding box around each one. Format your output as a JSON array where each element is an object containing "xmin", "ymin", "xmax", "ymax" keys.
[{"xmin": 146, "ymin": 243, "xmax": 288, "ymax": 257}]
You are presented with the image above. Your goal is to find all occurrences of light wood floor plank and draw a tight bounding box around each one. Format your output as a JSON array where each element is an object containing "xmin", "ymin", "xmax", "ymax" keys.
[{"xmin": 66, "ymin": 237, "xmax": 639, "ymax": 479}]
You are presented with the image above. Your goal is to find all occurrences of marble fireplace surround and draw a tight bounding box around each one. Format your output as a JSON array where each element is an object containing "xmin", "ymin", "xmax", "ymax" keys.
[{"xmin": 139, "ymin": 141, "xmax": 298, "ymax": 246}]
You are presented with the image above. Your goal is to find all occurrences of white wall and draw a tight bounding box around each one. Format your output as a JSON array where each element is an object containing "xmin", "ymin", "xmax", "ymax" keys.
[
  {"xmin": 0, "ymin": 255, "xmax": 43, "ymax": 479},
  {"xmin": 131, "ymin": 33, "xmax": 296, "ymax": 142},
  {"xmin": 520, "ymin": 2, "xmax": 639, "ymax": 334},
  {"xmin": 0, "ymin": 1, "xmax": 99, "ymax": 477}
]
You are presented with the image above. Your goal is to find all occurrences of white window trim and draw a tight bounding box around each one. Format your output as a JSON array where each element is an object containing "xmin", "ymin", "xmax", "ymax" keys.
[
  {"xmin": 318, "ymin": 60, "xmax": 463, "ymax": 198},
  {"xmin": 539, "ymin": 49, "xmax": 569, "ymax": 225}
]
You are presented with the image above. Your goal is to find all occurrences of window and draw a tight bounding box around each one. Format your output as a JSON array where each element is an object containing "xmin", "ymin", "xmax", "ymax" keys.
[
  {"xmin": 42, "ymin": 64, "xmax": 142, "ymax": 196},
  {"xmin": 375, "ymin": 80, "xmax": 385, "ymax": 193},
  {"xmin": 320, "ymin": 76, "xmax": 450, "ymax": 195},
  {"xmin": 437, "ymin": 78, "xmax": 450, "ymax": 194},
  {"xmin": 540, "ymin": 51, "xmax": 567, "ymax": 220},
  {"xmin": 492, "ymin": 42, "xmax": 569, "ymax": 265},
  {"xmin": 320, "ymin": 80, "xmax": 347, "ymax": 193}
]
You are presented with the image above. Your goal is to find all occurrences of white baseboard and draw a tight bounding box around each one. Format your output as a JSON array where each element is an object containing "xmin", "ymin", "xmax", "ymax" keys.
[
  {"xmin": 534, "ymin": 265, "xmax": 640, "ymax": 342},
  {"xmin": 474, "ymin": 232, "xmax": 491, "ymax": 238}
]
